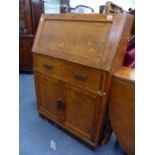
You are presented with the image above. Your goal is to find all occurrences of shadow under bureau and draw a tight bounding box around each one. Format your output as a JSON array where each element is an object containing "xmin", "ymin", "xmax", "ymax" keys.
[{"xmin": 32, "ymin": 14, "xmax": 133, "ymax": 148}]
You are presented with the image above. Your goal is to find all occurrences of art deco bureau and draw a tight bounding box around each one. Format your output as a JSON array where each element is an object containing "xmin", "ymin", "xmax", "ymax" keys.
[{"xmin": 32, "ymin": 14, "xmax": 133, "ymax": 147}]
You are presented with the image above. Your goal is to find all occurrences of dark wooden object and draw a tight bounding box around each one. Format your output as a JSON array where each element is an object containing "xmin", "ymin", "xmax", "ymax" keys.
[
  {"xmin": 19, "ymin": 0, "xmax": 42, "ymax": 72},
  {"xmin": 129, "ymin": 9, "xmax": 135, "ymax": 35},
  {"xmin": 32, "ymin": 14, "xmax": 133, "ymax": 147},
  {"xmin": 109, "ymin": 67, "xmax": 135, "ymax": 154},
  {"xmin": 19, "ymin": 34, "xmax": 34, "ymax": 72}
]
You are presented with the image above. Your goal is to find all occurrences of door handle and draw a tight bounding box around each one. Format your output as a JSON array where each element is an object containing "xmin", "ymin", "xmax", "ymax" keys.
[
  {"xmin": 43, "ymin": 64, "xmax": 53, "ymax": 69},
  {"xmin": 56, "ymin": 99, "xmax": 65, "ymax": 110},
  {"xmin": 74, "ymin": 72, "xmax": 87, "ymax": 81}
]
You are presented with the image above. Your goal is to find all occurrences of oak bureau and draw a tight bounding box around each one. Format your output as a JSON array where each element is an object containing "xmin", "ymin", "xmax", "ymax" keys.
[{"xmin": 32, "ymin": 14, "xmax": 133, "ymax": 147}]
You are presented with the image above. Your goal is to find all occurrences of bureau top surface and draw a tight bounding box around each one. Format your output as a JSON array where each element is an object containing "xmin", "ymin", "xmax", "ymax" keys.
[
  {"xmin": 32, "ymin": 14, "xmax": 133, "ymax": 72},
  {"xmin": 114, "ymin": 66, "xmax": 135, "ymax": 83}
]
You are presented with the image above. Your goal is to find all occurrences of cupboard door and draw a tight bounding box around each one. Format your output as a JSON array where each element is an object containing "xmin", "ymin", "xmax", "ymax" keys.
[
  {"xmin": 64, "ymin": 84, "xmax": 101, "ymax": 141},
  {"xmin": 34, "ymin": 72, "xmax": 64, "ymax": 123}
]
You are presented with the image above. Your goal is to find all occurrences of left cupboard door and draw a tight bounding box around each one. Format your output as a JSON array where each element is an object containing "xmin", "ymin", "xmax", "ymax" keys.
[{"xmin": 34, "ymin": 72, "xmax": 65, "ymax": 124}]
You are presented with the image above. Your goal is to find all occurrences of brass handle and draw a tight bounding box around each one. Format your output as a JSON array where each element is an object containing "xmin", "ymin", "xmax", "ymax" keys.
[
  {"xmin": 43, "ymin": 64, "xmax": 53, "ymax": 69},
  {"xmin": 56, "ymin": 99, "xmax": 65, "ymax": 110},
  {"xmin": 74, "ymin": 72, "xmax": 87, "ymax": 81}
]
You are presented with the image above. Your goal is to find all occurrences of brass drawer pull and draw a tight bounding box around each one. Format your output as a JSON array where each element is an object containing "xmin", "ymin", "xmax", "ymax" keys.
[
  {"xmin": 43, "ymin": 64, "xmax": 53, "ymax": 69},
  {"xmin": 74, "ymin": 72, "xmax": 87, "ymax": 81}
]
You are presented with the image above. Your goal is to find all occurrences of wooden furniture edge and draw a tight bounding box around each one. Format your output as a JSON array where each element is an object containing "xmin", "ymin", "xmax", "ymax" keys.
[{"xmin": 114, "ymin": 66, "xmax": 135, "ymax": 83}]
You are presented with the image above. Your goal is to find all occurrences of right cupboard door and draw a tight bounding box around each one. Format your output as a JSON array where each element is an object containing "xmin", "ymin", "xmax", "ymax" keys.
[{"xmin": 64, "ymin": 84, "xmax": 101, "ymax": 142}]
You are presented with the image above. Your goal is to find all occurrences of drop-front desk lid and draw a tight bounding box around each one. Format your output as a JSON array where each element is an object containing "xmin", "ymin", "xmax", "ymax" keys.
[{"xmin": 32, "ymin": 14, "xmax": 133, "ymax": 72}]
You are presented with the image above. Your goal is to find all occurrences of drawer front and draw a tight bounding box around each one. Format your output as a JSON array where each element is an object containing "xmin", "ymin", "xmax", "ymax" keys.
[
  {"xmin": 33, "ymin": 55, "xmax": 64, "ymax": 77},
  {"xmin": 63, "ymin": 63, "xmax": 102, "ymax": 91},
  {"xmin": 33, "ymin": 54, "xmax": 103, "ymax": 91}
]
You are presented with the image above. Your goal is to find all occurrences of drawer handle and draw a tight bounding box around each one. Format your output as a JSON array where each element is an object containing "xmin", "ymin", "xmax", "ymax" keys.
[
  {"xmin": 56, "ymin": 99, "xmax": 65, "ymax": 110},
  {"xmin": 74, "ymin": 72, "xmax": 87, "ymax": 81},
  {"xmin": 43, "ymin": 64, "xmax": 53, "ymax": 69}
]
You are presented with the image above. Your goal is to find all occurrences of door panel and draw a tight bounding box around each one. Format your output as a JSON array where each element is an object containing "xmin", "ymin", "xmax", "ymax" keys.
[
  {"xmin": 64, "ymin": 84, "xmax": 100, "ymax": 140},
  {"xmin": 35, "ymin": 72, "xmax": 63, "ymax": 123}
]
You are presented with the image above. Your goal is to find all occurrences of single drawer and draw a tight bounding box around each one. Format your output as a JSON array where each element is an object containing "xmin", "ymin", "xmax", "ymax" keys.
[
  {"xmin": 63, "ymin": 63, "xmax": 103, "ymax": 91},
  {"xmin": 33, "ymin": 54, "xmax": 64, "ymax": 77}
]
